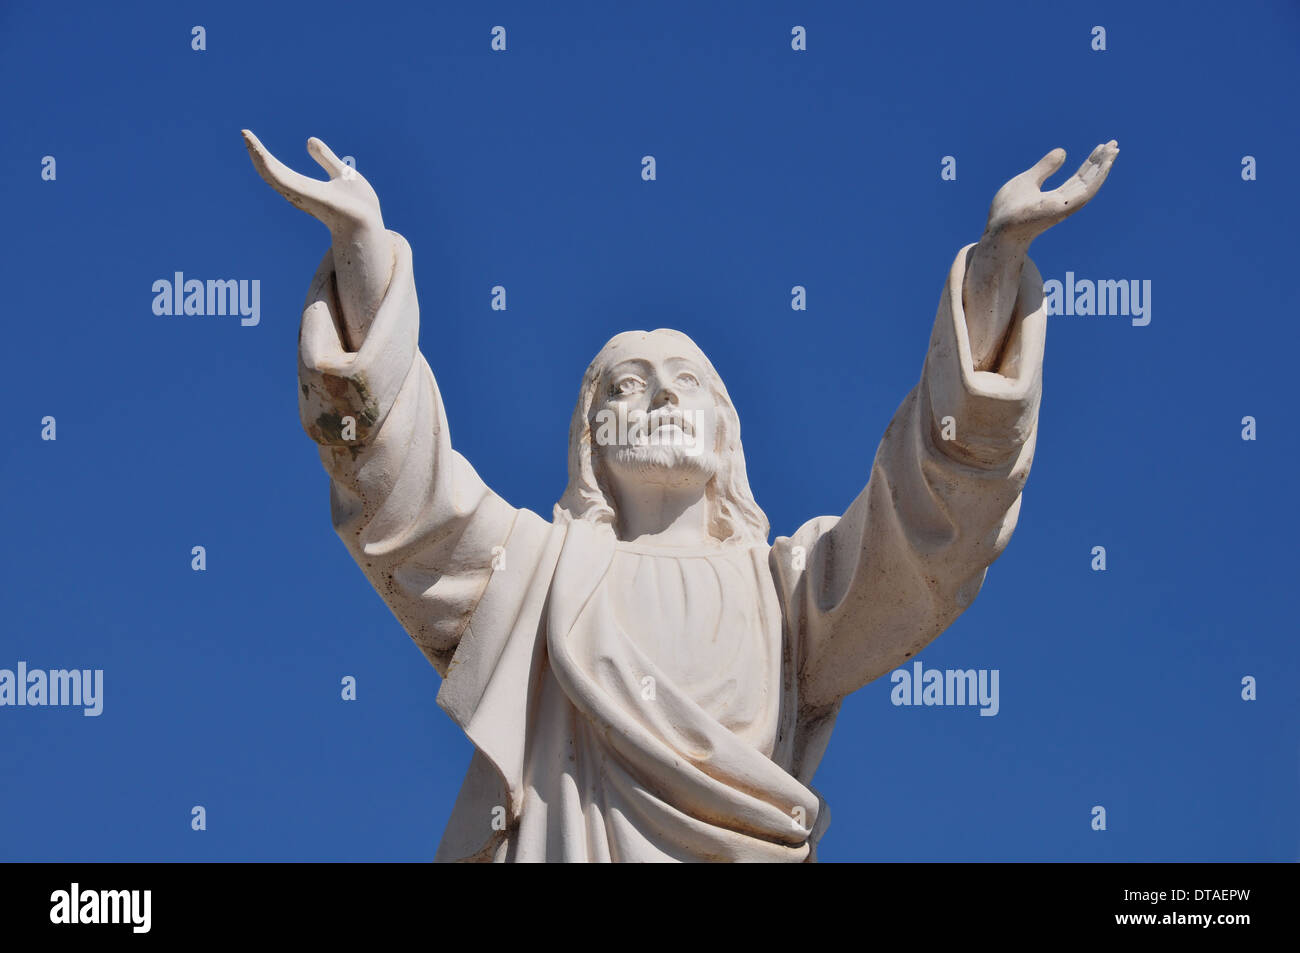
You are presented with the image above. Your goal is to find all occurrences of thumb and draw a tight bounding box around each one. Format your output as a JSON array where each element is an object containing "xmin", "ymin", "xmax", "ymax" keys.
[{"xmin": 1026, "ymin": 148, "xmax": 1067, "ymax": 188}]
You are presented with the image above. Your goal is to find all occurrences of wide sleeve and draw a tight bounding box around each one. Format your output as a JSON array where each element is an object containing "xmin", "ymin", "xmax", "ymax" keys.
[
  {"xmin": 772, "ymin": 243, "xmax": 1047, "ymax": 713},
  {"xmin": 297, "ymin": 229, "xmax": 518, "ymax": 676}
]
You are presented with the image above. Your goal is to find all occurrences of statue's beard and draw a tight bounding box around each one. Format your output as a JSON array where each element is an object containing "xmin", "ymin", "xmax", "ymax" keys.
[{"xmin": 602, "ymin": 443, "xmax": 720, "ymax": 488}]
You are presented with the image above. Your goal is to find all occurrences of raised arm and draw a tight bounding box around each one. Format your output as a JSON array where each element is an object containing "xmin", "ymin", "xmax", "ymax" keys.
[
  {"xmin": 242, "ymin": 132, "xmax": 518, "ymax": 675},
  {"xmin": 774, "ymin": 143, "xmax": 1119, "ymax": 714}
]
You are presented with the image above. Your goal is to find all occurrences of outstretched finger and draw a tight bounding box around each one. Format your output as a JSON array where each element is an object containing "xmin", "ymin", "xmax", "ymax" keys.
[
  {"xmin": 241, "ymin": 129, "xmax": 330, "ymax": 207},
  {"xmin": 1060, "ymin": 140, "xmax": 1120, "ymax": 203},
  {"xmin": 307, "ymin": 137, "xmax": 349, "ymax": 179},
  {"xmin": 1027, "ymin": 148, "xmax": 1067, "ymax": 188},
  {"xmin": 1075, "ymin": 140, "xmax": 1118, "ymax": 184}
]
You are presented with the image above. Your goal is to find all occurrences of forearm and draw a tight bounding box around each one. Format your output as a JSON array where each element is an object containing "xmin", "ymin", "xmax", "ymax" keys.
[
  {"xmin": 331, "ymin": 221, "xmax": 396, "ymax": 351},
  {"xmin": 961, "ymin": 233, "xmax": 1030, "ymax": 372},
  {"xmin": 299, "ymin": 229, "xmax": 418, "ymax": 463}
]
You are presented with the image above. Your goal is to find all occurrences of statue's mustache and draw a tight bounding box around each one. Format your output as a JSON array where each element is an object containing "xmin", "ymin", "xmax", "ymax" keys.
[
  {"xmin": 592, "ymin": 406, "xmax": 703, "ymax": 449},
  {"xmin": 644, "ymin": 408, "xmax": 693, "ymax": 436}
]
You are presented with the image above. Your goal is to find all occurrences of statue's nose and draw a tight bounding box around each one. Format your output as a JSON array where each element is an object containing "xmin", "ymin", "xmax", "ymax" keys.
[{"xmin": 652, "ymin": 386, "xmax": 679, "ymax": 408}]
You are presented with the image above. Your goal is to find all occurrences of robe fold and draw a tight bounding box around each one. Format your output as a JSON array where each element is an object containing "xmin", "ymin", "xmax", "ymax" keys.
[{"xmin": 295, "ymin": 230, "xmax": 1047, "ymax": 862}]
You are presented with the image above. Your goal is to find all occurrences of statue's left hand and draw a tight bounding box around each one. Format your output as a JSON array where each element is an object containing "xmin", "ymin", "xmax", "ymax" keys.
[
  {"xmin": 961, "ymin": 141, "xmax": 1119, "ymax": 371},
  {"xmin": 983, "ymin": 141, "xmax": 1119, "ymax": 247}
]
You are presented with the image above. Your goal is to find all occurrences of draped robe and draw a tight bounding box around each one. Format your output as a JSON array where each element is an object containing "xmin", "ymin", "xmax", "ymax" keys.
[{"xmin": 295, "ymin": 230, "xmax": 1047, "ymax": 862}]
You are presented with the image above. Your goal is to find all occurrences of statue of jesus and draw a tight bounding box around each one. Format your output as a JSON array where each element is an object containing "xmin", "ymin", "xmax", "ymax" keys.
[{"xmin": 242, "ymin": 130, "xmax": 1118, "ymax": 862}]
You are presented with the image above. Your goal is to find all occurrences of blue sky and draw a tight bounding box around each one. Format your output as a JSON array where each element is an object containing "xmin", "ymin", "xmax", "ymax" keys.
[{"xmin": 2, "ymin": 0, "xmax": 1296, "ymax": 861}]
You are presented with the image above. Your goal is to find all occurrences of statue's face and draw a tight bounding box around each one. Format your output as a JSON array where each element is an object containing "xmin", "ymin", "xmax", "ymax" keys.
[{"xmin": 591, "ymin": 331, "xmax": 720, "ymax": 490}]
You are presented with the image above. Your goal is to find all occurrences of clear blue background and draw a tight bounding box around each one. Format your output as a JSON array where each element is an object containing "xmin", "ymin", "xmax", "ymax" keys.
[{"xmin": 2, "ymin": 0, "xmax": 1296, "ymax": 861}]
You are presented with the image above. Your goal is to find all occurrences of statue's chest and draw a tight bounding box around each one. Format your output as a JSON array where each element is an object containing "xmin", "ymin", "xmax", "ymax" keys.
[{"xmin": 605, "ymin": 546, "xmax": 780, "ymax": 734}]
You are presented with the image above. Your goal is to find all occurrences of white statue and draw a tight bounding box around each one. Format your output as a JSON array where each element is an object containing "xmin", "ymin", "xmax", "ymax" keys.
[{"xmin": 242, "ymin": 130, "xmax": 1118, "ymax": 862}]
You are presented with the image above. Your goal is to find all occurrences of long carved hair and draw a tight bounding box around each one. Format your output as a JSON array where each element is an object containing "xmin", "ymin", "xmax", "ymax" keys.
[{"xmin": 553, "ymin": 329, "xmax": 769, "ymax": 546}]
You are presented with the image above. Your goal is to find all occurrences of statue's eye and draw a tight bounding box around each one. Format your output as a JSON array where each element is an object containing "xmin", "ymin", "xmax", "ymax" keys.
[
  {"xmin": 612, "ymin": 376, "xmax": 645, "ymax": 396},
  {"xmin": 676, "ymin": 372, "xmax": 700, "ymax": 388}
]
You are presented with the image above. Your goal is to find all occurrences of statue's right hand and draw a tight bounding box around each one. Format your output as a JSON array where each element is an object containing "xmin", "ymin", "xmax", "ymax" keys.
[
  {"xmin": 243, "ymin": 130, "xmax": 394, "ymax": 350},
  {"xmin": 242, "ymin": 130, "xmax": 384, "ymax": 236}
]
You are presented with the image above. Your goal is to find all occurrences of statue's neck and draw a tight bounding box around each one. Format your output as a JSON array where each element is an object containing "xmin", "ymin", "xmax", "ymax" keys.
[{"xmin": 611, "ymin": 483, "xmax": 711, "ymax": 547}]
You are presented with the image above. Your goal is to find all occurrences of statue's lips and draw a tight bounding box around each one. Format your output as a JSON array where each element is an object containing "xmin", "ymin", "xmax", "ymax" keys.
[
  {"xmin": 644, "ymin": 411, "xmax": 693, "ymax": 436},
  {"xmin": 639, "ymin": 420, "xmax": 694, "ymax": 445}
]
